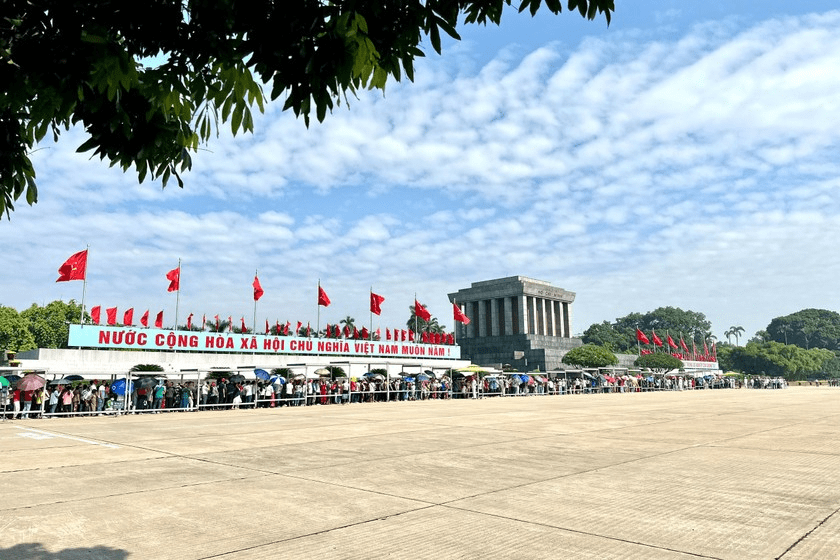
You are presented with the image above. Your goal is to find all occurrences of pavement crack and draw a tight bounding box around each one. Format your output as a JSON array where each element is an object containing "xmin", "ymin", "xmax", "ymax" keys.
[{"xmin": 775, "ymin": 504, "xmax": 840, "ymax": 559}]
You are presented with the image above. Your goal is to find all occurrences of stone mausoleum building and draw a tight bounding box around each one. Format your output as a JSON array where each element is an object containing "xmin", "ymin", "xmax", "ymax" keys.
[{"xmin": 448, "ymin": 276, "xmax": 582, "ymax": 372}]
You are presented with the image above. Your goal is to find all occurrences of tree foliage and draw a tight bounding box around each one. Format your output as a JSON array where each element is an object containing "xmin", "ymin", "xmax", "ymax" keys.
[
  {"xmin": 719, "ymin": 341, "xmax": 835, "ymax": 379},
  {"xmin": 582, "ymin": 307, "xmax": 712, "ymax": 353},
  {"xmin": 1, "ymin": 0, "xmax": 614, "ymax": 217},
  {"xmin": 561, "ymin": 344, "xmax": 617, "ymax": 368},
  {"xmin": 0, "ymin": 305, "xmax": 36, "ymax": 352},
  {"xmin": 19, "ymin": 299, "xmax": 85, "ymax": 348},
  {"xmin": 766, "ymin": 309, "xmax": 840, "ymax": 351},
  {"xmin": 406, "ymin": 305, "xmax": 445, "ymax": 333},
  {"xmin": 634, "ymin": 353, "xmax": 682, "ymax": 374}
]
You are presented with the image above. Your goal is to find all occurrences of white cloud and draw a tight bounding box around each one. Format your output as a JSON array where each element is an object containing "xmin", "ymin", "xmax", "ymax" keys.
[{"xmin": 6, "ymin": 10, "xmax": 840, "ymax": 343}]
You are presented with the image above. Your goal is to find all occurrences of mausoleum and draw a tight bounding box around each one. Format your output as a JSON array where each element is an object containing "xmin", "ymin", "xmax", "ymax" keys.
[{"xmin": 448, "ymin": 276, "xmax": 582, "ymax": 372}]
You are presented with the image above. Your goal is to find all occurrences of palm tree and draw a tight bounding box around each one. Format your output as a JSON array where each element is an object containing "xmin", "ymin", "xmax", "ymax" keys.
[
  {"xmin": 730, "ymin": 325, "xmax": 744, "ymax": 346},
  {"xmin": 340, "ymin": 316, "xmax": 355, "ymax": 334},
  {"xmin": 724, "ymin": 329, "xmax": 733, "ymax": 345}
]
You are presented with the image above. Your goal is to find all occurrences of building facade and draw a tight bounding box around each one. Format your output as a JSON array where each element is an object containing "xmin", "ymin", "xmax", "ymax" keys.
[{"xmin": 448, "ymin": 276, "xmax": 582, "ymax": 372}]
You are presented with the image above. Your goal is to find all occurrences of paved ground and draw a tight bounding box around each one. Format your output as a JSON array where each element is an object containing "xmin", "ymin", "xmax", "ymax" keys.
[{"xmin": 1, "ymin": 387, "xmax": 839, "ymax": 560}]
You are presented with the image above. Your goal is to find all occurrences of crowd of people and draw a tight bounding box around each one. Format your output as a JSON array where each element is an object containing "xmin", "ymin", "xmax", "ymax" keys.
[{"xmin": 0, "ymin": 371, "xmax": 800, "ymax": 419}]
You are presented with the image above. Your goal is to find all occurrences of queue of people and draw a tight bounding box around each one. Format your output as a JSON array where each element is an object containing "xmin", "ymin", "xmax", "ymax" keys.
[{"xmin": 0, "ymin": 371, "xmax": 797, "ymax": 419}]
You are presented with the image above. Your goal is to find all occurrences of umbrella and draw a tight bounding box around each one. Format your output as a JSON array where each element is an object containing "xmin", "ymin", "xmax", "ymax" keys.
[
  {"xmin": 133, "ymin": 377, "xmax": 158, "ymax": 389},
  {"xmin": 364, "ymin": 373, "xmax": 385, "ymax": 381},
  {"xmin": 269, "ymin": 376, "xmax": 286, "ymax": 385},
  {"xmin": 48, "ymin": 378, "xmax": 71, "ymax": 386},
  {"xmin": 0, "ymin": 376, "xmax": 9, "ymax": 388},
  {"xmin": 416, "ymin": 373, "xmax": 430, "ymax": 381},
  {"xmin": 254, "ymin": 369, "xmax": 271, "ymax": 381},
  {"xmin": 229, "ymin": 374, "xmax": 246, "ymax": 383},
  {"xmin": 66, "ymin": 375, "xmax": 85, "ymax": 381},
  {"xmin": 110, "ymin": 378, "xmax": 134, "ymax": 396},
  {"xmin": 314, "ymin": 368, "xmax": 330, "ymax": 376},
  {"xmin": 4, "ymin": 374, "xmax": 21, "ymax": 384},
  {"xmin": 17, "ymin": 374, "xmax": 45, "ymax": 391}
]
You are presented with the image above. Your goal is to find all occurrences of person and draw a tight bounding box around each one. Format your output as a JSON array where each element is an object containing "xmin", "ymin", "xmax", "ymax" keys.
[
  {"xmin": 96, "ymin": 382, "xmax": 106, "ymax": 412},
  {"xmin": 21, "ymin": 388, "xmax": 34, "ymax": 419},
  {"xmin": 208, "ymin": 382, "xmax": 219, "ymax": 409},
  {"xmin": 61, "ymin": 387, "xmax": 73, "ymax": 414},
  {"xmin": 49, "ymin": 386, "xmax": 60, "ymax": 415},
  {"xmin": 152, "ymin": 383, "xmax": 165, "ymax": 411},
  {"xmin": 164, "ymin": 382, "xmax": 176, "ymax": 410}
]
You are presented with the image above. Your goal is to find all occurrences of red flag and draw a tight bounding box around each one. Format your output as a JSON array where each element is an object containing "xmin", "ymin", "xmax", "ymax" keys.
[
  {"xmin": 253, "ymin": 276, "xmax": 264, "ymax": 301},
  {"xmin": 408, "ymin": 330, "xmax": 414, "ymax": 341},
  {"xmin": 123, "ymin": 308, "xmax": 134, "ymax": 326},
  {"xmin": 91, "ymin": 305, "xmax": 101, "ymax": 325},
  {"xmin": 296, "ymin": 321, "xmax": 302, "ymax": 334},
  {"xmin": 703, "ymin": 341, "xmax": 709, "ymax": 359},
  {"xmin": 353, "ymin": 327, "xmax": 359, "ymax": 339},
  {"xmin": 414, "ymin": 300, "xmax": 431, "ymax": 321},
  {"xmin": 155, "ymin": 311, "xmax": 164, "ymax": 328},
  {"xmin": 402, "ymin": 329, "xmax": 407, "ymax": 341},
  {"xmin": 370, "ymin": 292, "xmax": 385, "ymax": 315},
  {"xmin": 202, "ymin": 314, "xmax": 206, "ymax": 329},
  {"xmin": 141, "ymin": 310, "xmax": 149, "ymax": 327},
  {"xmin": 165, "ymin": 266, "xmax": 180, "ymax": 292},
  {"xmin": 285, "ymin": 321, "xmax": 291, "ymax": 335},
  {"xmin": 453, "ymin": 304, "xmax": 471, "ymax": 325},
  {"xmin": 214, "ymin": 315, "xmax": 220, "ymax": 330},
  {"xmin": 106, "ymin": 307, "xmax": 117, "ymax": 326},
  {"xmin": 422, "ymin": 332, "xmax": 429, "ymax": 343},
  {"xmin": 227, "ymin": 316, "xmax": 232, "ymax": 332},
  {"xmin": 318, "ymin": 286, "xmax": 330, "ymax": 307},
  {"xmin": 386, "ymin": 328, "xmax": 391, "ymax": 340},
  {"xmin": 56, "ymin": 250, "xmax": 88, "ymax": 282},
  {"xmin": 652, "ymin": 330, "xmax": 663, "ymax": 347},
  {"xmin": 635, "ymin": 328, "xmax": 650, "ymax": 345},
  {"xmin": 712, "ymin": 342, "xmax": 717, "ymax": 360},
  {"xmin": 447, "ymin": 333, "xmax": 454, "ymax": 344},
  {"xmin": 667, "ymin": 335, "xmax": 677, "ymax": 349},
  {"xmin": 306, "ymin": 323, "xmax": 311, "ymax": 337},
  {"xmin": 265, "ymin": 319, "xmax": 270, "ymax": 334},
  {"xmin": 680, "ymin": 338, "xmax": 689, "ymax": 353},
  {"xmin": 187, "ymin": 313, "xmax": 194, "ymax": 330},
  {"xmin": 240, "ymin": 317, "xmax": 247, "ymax": 332},
  {"xmin": 375, "ymin": 328, "xmax": 381, "ymax": 340},
  {"xmin": 360, "ymin": 327, "xmax": 369, "ymax": 339}
]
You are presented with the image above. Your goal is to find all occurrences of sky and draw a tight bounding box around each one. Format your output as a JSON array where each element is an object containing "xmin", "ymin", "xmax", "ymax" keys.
[{"xmin": 3, "ymin": 1, "xmax": 840, "ymax": 343}]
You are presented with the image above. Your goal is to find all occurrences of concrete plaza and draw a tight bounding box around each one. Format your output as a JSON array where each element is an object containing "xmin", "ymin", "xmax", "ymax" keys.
[{"xmin": 1, "ymin": 387, "xmax": 838, "ymax": 559}]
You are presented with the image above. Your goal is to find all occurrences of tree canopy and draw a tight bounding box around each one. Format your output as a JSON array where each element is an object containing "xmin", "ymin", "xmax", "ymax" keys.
[
  {"xmin": 19, "ymin": 299, "xmax": 85, "ymax": 349},
  {"xmin": 582, "ymin": 307, "xmax": 712, "ymax": 353},
  {"xmin": 561, "ymin": 344, "xmax": 617, "ymax": 369},
  {"xmin": 0, "ymin": 305, "xmax": 36, "ymax": 352},
  {"xmin": 1, "ymin": 0, "xmax": 614, "ymax": 217},
  {"xmin": 765, "ymin": 309, "xmax": 840, "ymax": 351},
  {"xmin": 634, "ymin": 353, "xmax": 682, "ymax": 374},
  {"xmin": 716, "ymin": 341, "xmax": 835, "ymax": 380}
]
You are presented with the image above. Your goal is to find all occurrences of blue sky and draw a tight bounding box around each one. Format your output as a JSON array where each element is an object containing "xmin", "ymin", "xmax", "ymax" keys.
[{"xmin": 4, "ymin": 2, "xmax": 840, "ymax": 344}]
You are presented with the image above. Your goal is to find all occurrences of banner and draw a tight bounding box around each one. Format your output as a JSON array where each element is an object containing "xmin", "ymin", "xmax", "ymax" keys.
[{"xmin": 69, "ymin": 325, "xmax": 460, "ymax": 359}]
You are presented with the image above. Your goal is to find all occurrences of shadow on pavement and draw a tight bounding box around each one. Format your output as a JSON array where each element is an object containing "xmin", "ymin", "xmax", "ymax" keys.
[{"xmin": 0, "ymin": 544, "xmax": 130, "ymax": 560}]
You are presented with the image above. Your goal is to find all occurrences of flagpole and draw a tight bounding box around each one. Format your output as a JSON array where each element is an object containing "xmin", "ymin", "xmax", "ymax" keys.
[
  {"xmin": 174, "ymin": 258, "xmax": 181, "ymax": 330},
  {"xmin": 454, "ymin": 300, "xmax": 458, "ymax": 345},
  {"xmin": 369, "ymin": 287, "xmax": 373, "ymax": 342},
  {"xmin": 414, "ymin": 292, "xmax": 418, "ymax": 338},
  {"xmin": 253, "ymin": 268, "xmax": 258, "ymax": 335},
  {"xmin": 79, "ymin": 244, "xmax": 90, "ymax": 325},
  {"xmin": 317, "ymin": 280, "xmax": 321, "ymax": 340}
]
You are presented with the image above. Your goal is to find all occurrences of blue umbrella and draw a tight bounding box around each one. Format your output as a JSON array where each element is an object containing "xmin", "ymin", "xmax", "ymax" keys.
[
  {"xmin": 3, "ymin": 375, "xmax": 21, "ymax": 384},
  {"xmin": 254, "ymin": 369, "xmax": 270, "ymax": 381},
  {"xmin": 416, "ymin": 374, "xmax": 430, "ymax": 381},
  {"xmin": 404, "ymin": 376, "xmax": 416, "ymax": 382},
  {"xmin": 110, "ymin": 378, "xmax": 134, "ymax": 396},
  {"xmin": 269, "ymin": 376, "xmax": 286, "ymax": 385},
  {"xmin": 518, "ymin": 374, "xmax": 530, "ymax": 383}
]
